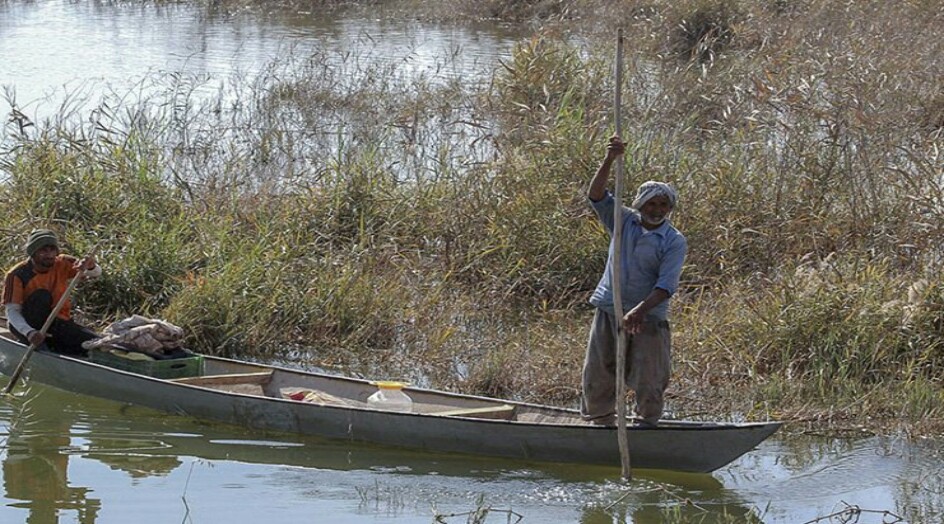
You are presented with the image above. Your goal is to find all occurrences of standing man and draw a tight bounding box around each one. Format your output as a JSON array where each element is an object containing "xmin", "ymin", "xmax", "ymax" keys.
[
  {"xmin": 581, "ymin": 136, "xmax": 687, "ymax": 427},
  {"xmin": 2, "ymin": 229, "xmax": 101, "ymax": 355}
]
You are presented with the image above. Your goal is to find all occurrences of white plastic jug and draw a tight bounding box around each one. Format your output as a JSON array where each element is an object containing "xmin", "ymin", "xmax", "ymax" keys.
[{"xmin": 367, "ymin": 381, "xmax": 413, "ymax": 413}]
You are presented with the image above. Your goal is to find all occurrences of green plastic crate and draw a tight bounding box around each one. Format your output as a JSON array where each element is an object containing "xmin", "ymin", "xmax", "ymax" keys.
[{"xmin": 89, "ymin": 349, "xmax": 204, "ymax": 379}]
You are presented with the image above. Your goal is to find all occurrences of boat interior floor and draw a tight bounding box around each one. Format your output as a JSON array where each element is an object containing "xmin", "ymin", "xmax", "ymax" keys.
[
  {"xmin": 168, "ymin": 370, "xmax": 602, "ymax": 425},
  {"xmin": 171, "ymin": 371, "xmax": 525, "ymax": 421}
]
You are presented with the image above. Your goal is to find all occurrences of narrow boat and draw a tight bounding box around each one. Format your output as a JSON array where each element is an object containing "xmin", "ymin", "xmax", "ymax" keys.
[{"xmin": 0, "ymin": 324, "xmax": 780, "ymax": 473}]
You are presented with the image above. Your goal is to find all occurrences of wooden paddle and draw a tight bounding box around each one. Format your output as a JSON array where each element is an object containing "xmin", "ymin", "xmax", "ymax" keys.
[
  {"xmin": 611, "ymin": 28, "xmax": 632, "ymax": 480},
  {"xmin": 3, "ymin": 249, "xmax": 97, "ymax": 395}
]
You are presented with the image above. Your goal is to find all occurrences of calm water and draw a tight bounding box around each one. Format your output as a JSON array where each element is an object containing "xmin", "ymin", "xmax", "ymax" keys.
[
  {"xmin": 1, "ymin": 2, "xmax": 943, "ymax": 523},
  {"xmin": 0, "ymin": 0, "xmax": 515, "ymax": 121},
  {"xmin": 1, "ymin": 381, "xmax": 942, "ymax": 524}
]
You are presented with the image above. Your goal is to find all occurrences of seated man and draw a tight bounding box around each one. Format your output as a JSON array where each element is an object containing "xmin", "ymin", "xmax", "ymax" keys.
[{"xmin": 2, "ymin": 229, "xmax": 101, "ymax": 355}]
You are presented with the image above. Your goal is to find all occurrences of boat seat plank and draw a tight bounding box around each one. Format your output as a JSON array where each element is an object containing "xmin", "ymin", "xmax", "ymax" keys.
[
  {"xmin": 433, "ymin": 404, "xmax": 515, "ymax": 420},
  {"xmin": 171, "ymin": 371, "xmax": 274, "ymax": 386}
]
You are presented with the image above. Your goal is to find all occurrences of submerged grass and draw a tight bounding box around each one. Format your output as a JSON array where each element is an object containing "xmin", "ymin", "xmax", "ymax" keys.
[{"xmin": 1, "ymin": 0, "xmax": 943, "ymax": 434}]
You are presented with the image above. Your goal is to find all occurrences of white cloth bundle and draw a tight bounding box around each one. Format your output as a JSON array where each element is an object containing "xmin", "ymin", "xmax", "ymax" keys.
[{"xmin": 82, "ymin": 315, "xmax": 185, "ymax": 353}]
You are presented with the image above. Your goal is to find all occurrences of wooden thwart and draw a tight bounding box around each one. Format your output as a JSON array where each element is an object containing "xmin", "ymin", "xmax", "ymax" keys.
[
  {"xmin": 434, "ymin": 404, "xmax": 515, "ymax": 420},
  {"xmin": 172, "ymin": 371, "xmax": 273, "ymax": 386}
]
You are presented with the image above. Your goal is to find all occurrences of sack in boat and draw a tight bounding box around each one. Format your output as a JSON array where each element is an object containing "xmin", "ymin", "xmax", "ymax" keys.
[
  {"xmin": 282, "ymin": 388, "xmax": 355, "ymax": 406},
  {"xmin": 82, "ymin": 315, "xmax": 186, "ymax": 356}
]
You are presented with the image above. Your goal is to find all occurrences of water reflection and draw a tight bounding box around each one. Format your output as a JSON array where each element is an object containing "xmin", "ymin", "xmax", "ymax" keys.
[
  {"xmin": 2, "ymin": 390, "xmax": 101, "ymax": 523},
  {"xmin": 85, "ymin": 442, "xmax": 182, "ymax": 481},
  {"xmin": 0, "ymin": 0, "xmax": 517, "ymax": 189},
  {"xmin": 0, "ymin": 0, "xmax": 516, "ymax": 119},
  {"xmin": 0, "ymin": 384, "xmax": 754, "ymax": 522},
  {"xmin": 3, "ymin": 382, "xmax": 942, "ymax": 523}
]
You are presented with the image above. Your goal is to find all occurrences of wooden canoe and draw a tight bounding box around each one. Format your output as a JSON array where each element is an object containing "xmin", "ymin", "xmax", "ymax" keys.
[{"xmin": 0, "ymin": 326, "xmax": 780, "ymax": 473}]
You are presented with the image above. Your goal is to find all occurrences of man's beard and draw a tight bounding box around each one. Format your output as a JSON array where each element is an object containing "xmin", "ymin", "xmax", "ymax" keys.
[
  {"xmin": 641, "ymin": 213, "xmax": 666, "ymax": 226},
  {"xmin": 34, "ymin": 256, "xmax": 56, "ymax": 270}
]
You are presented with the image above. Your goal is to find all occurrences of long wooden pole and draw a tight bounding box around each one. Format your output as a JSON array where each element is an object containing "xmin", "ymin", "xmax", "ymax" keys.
[
  {"xmin": 3, "ymin": 248, "xmax": 97, "ymax": 395},
  {"xmin": 611, "ymin": 28, "xmax": 632, "ymax": 479}
]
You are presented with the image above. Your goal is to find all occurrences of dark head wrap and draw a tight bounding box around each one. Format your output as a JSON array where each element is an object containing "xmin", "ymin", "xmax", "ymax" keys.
[{"xmin": 25, "ymin": 229, "xmax": 59, "ymax": 257}]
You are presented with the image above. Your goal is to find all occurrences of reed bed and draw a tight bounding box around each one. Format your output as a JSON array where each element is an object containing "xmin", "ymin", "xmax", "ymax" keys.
[{"xmin": 1, "ymin": 0, "xmax": 942, "ymax": 434}]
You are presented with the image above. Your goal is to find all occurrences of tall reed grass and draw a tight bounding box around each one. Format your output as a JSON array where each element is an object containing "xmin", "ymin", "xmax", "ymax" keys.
[{"xmin": 1, "ymin": 0, "xmax": 942, "ymax": 430}]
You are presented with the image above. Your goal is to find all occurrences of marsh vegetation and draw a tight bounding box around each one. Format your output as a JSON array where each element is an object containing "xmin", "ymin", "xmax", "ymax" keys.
[{"xmin": 1, "ymin": 0, "xmax": 942, "ymax": 436}]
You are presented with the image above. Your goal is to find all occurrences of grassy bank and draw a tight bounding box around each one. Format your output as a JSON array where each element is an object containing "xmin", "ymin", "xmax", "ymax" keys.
[{"xmin": 1, "ymin": 0, "xmax": 942, "ymax": 435}]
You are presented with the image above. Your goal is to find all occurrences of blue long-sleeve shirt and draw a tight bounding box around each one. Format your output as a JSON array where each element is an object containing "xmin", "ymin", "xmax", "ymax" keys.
[{"xmin": 588, "ymin": 191, "xmax": 687, "ymax": 320}]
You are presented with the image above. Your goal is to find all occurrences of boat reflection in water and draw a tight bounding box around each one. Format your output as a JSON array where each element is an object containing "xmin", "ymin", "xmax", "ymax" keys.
[{"xmin": 2, "ymin": 387, "xmax": 101, "ymax": 524}]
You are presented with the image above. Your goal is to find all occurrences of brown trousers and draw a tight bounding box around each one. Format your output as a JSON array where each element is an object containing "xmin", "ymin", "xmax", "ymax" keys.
[{"xmin": 580, "ymin": 308, "xmax": 671, "ymax": 426}]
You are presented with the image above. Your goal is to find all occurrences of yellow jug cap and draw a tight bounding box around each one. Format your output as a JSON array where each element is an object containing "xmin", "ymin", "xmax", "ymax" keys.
[{"xmin": 371, "ymin": 381, "xmax": 408, "ymax": 389}]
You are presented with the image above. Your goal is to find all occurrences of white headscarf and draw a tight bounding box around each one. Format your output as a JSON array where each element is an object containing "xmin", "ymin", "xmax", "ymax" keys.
[{"xmin": 631, "ymin": 181, "xmax": 678, "ymax": 210}]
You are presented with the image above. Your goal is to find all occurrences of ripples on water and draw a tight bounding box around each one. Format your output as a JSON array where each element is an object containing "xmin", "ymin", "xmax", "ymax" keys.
[
  {"xmin": 0, "ymin": 0, "xmax": 515, "ymax": 117},
  {"xmin": 1, "ymin": 0, "xmax": 517, "ymax": 187}
]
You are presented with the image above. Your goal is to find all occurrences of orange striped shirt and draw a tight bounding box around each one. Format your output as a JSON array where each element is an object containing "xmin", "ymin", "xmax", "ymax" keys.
[{"xmin": 2, "ymin": 255, "xmax": 80, "ymax": 320}]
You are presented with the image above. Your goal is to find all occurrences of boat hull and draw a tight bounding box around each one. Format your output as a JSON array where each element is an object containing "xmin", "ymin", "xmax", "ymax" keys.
[{"xmin": 0, "ymin": 334, "xmax": 780, "ymax": 473}]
